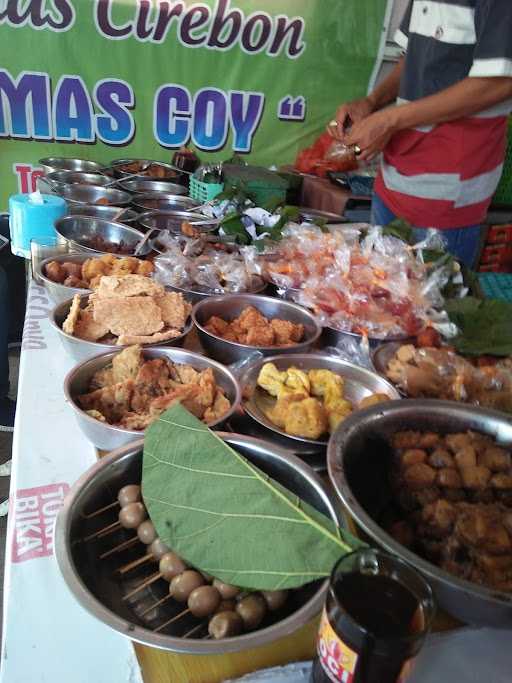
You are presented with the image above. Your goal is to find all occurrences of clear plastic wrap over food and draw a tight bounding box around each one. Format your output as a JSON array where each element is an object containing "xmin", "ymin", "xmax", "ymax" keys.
[
  {"xmin": 252, "ymin": 225, "xmax": 453, "ymax": 339},
  {"xmin": 386, "ymin": 345, "xmax": 512, "ymax": 412},
  {"xmin": 153, "ymin": 231, "xmax": 262, "ymax": 294}
]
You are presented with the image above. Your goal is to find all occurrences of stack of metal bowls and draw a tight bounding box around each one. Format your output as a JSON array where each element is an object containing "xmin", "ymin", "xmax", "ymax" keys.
[
  {"xmin": 42, "ymin": 170, "xmax": 111, "ymax": 192},
  {"xmin": 54, "ymin": 216, "xmax": 148, "ymax": 256},
  {"xmin": 119, "ymin": 179, "xmax": 187, "ymax": 195},
  {"xmin": 39, "ymin": 157, "xmax": 105, "ymax": 175},
  {"xmin": 55, "ymin": 434, "xmax": 342, "ymax": 651},
  {"xmin": 58, "ymin": 184, "xmax": 132, "ymax": 207}
]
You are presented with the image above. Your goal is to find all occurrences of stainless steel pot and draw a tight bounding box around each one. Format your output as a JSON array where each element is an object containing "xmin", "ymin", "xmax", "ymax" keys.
[
  {"xmin": 54, "ymin": 216, "xmax": 149, "ymax": 257},
  {"xmin": 39, "ymin": 157, "xmax": 104, "ymax": 175},
  {"xmin": 64, "ymin": 347, "xmax": 241, "ymax": 450},
  {"xmin": 51, "ymin": 294, "xmax": 193, "ymax": 363},
  {"xmin": 36, "ymin": 254, "xmax": 91, "ymax": 304},
  {"xmin": 327, "ymin": 399, "xmax": 512, "ymax": 628},
  {"xmin": 55, "ymin": 434, "xmax": 343, "ymax": 653},
  {"xmin": 192, "ymin": 294, "xmax": 322, "ymax": 365}
]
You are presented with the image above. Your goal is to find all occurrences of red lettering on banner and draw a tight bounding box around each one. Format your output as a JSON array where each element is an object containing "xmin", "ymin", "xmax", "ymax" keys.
[{"xmin": 11, "ymin": 483, "xmax": 69, "ymax": 563}]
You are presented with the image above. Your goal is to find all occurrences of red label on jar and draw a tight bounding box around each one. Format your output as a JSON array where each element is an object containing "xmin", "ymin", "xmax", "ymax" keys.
[{"xmin": 317, "ymin": 608, "xmax": 358, "ymax": 683}]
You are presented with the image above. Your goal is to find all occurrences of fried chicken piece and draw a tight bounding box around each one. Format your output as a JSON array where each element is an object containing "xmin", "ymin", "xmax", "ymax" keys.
[
  {"xmin": 270, "ymin": 319, "xmax": 303, "ymax": 345},
  {"xmin": 131, "ymin": 358, "xmax": 172, "ymax": 413},
  {"xmin": 205, "ymin": 316, "xmax": 229, "ymax": 337},
  {"xmin": 460, "ymin": 466, "xmax": 491, "ymax": 490},
  {"xmin": 110, "ymin": 257, "xmax": 139, "ymax": 276},
  {"xmin": 402, "ymin": 449, "xmax": 428, "ymax": 467},
  {"xmin": 154, "ymin": 292, "xmax": 191, "ymax": 330},
  {"xmin": 203, "ymin": 390, "xmax": 231, "ymax": 422},
  {"xmin": 78, "ymin": 380, "xmax": 134, "ymax": 423},
  {"xmin": 283, "ymin": 397, "xmax": 328, "ymax": 440},
  {"xmin": 454, "ymin": 447, "xmax": 477, "ymax": 470},
  {"xmin": 246, "ymin": 325, "xmax": 275, "ymax": 346},
  {"xmin": 428, "ymin": 448, "xmax": 454, "ymax": 469},
  {"xmin": 45, "ymin": 261, "xmax": 67, "ymax": 283},
  {"xmin": 403, "ymin": 463, "xmax": 437, "ymax": 490},
  {"xmin": 82, "ymin": 257, "xmax": 110, "ymax": 285},
  {"xmin": 479, "ymin": 447, "xmax": 511, "ymax": 473},
  {"xmin": 237, "ymin": 306, "xmax": 267, "ymax": 330},
  {"xmin": 437, "ymin": 468, "xmax": 462, "ymax": 488},
  {"xmin": 62, "ymin": 295, "xmax": 81, "ymax": 335},
  {"xmin": 445, "ymin": 433, "xmax": 473, "ymax": 453},
  {"xmin": 110, "ymin": 346, "xmax": 143, "ymax": 384},
  {"xmin": 150, "ymin": 385, "xmax": 204, "ymax": 419}
]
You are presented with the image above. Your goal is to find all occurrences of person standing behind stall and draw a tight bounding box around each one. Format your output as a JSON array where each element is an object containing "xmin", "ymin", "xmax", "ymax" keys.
[{"xmin": 331, "ymin": 0, "xmax": 512, "ymax": 267}]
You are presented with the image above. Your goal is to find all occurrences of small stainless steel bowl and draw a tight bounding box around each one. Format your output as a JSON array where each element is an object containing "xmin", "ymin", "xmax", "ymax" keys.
[
  {"xmin": 110, "ymin": 158, "xmax": 183, "ymax": 183},
  {"xmin": 321, "ymin": 326, "xmax": 411, "ymax": 352},
  {"xmin": 119, "ymin": 179, "xmax": 187, "ymax": 195},
  {"xmin": 51, "ymin": 293, "xmax": 192, "ymax": 363},
  {"xmin": 39, "ymin": 157, "xmax": 104, "ymax": 175},
  {"xmin": 64, "ymin": 348, "xmax": 241, "ymax": 450},
  {"xmin": 328, "ymin": 399, "xmax": 512, "ymax": 628},
  {"xmin": 165, "ymin": 278, "xmax": 267, "ymax": 306},
  {"xmin": 131, "ymin": 192, "xmax": 194, "ymax": 212},
  {"xmin": 58, "ymin": 184, "xmax": 132, "ymax": 207},
  {"xmin": 138, "ymin": 211, "xmax": 217, "ymax": 234},
  {"xmin": 241, "ymin": 353, "xmax": 400, "ymax": 448},
  {"xmin": 45, "ymin": 170, "xmax": 110, "ymax": 191},
  {"xmin": 193, "ymin": 294, "xmax": 322, "ymax": 364},
  {"xmin": 55, "ymin": 216, "xmax": 149, "ymax": 257},
  {"xmin": 55, "ymin": 435, "xmax": 343, "ymax": 653},
  {"xmin": 66, "ymin": 204, "xmax": 139, "ymax": 225},
  {"xmin": 36, "ymin": 254, "xmax": 91, "ymax": 304}
]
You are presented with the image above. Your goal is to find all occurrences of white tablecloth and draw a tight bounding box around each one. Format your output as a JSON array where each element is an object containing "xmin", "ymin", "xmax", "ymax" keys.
[
  {"xmin": 1, "ymin": 282, "xmax": 511, "ymax": 683},
  {"xmin": 0, "ymin": 281, "xmax": 143, "ymax": 683}
]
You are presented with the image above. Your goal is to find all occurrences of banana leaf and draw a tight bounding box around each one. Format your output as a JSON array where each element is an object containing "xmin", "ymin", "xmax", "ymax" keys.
[{"xmin": 142, "ymin": 404, "xmax": 362, "ymax": 590}]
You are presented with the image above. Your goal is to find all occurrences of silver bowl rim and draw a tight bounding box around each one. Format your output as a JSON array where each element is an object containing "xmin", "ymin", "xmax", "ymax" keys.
[
  {"xmin": 54, "ymin": 215, "xmax": 146, "ymax": 256},
  {"xmin": 138, "ymin": 210, "xmax": 218, "ymax": 233},
  {"xmin": 63, "ymin": 346, "xmax": 241, "ymax": 435},
  {"xmin": 118, "ymin": 178, "xmax": 187, "ymax": 194},
  {"xmin": 166, "ymin": 277, "xmax": 267, "ymax": 300},
  {"xmin": 35, "ymin": 254, "xmax": 92, "ymax": 295},
  {"xmin": 327, "ymin": 398, "xmax": 512, "ymax": 611},
  {"xmin": 59, "ymin": 184, "xmax": 133, "ymax": 206},
  {"xmin": 241, "ymin": 353, "xmax": 401, "ymax": 447},
  {"xmin": 109, "ymin": 158, "xmax": 183, "ymax": 179},
  {"xmin": 130, "ymin": 191, "xmax": 193, "ymax": 209},
  {"xmin": 66, "ymin": 205, "xmax": 140, "ymax": 222},
  {"xmin": 39, "ymin": 156, "xmax": 105, "ymax": 171},
  {"xmin": 54, "ymin": 434, "xmax": 342, "ymax": 654},
  {"xmin": 50, "ymin": 292, "xmax": 194, "ymax": 354},
  {"xmin": 192, "ymin": 294, "xmax": 322, "ymax": 352}
]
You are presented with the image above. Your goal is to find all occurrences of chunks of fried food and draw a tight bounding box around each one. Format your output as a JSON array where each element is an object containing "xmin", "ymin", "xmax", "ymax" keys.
[
  {"xmin": 94, "ymin": 296, "xmax": 164, "ymax": 337},
  {"xmin": 282, "ymin": 397, "xmax": 328, "ymax": 440},
  {"xmin": 76, "ymin": 346, "xmax": 231, "ymax": 431},
  {"xmin": 96, "ymin": 275, "xmax": 163, "ymax": 299},
  {"xmin": 62, "ymin": 295, "xmax": 82, "ymax": 335},
  {"xmin": 154, "ymin": 292, "xmax": 192, "ymax": 330},
  {"xmin": 309, "ymin": 369, "xmax": 343, "ymax": 398},
  {"xmin": 257, "ymin": 363, "xmax": 288, "ymax": 398},
  {"xmin": 204, "ymin": 305, "xmax": 304, "ymax": 347},
  {"xmin": 358, "ymin": 393, "xmax": 391, "ymax": 410}
]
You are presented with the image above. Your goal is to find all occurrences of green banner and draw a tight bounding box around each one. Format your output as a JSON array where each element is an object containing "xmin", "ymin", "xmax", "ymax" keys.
[{"xmin": 0, "ymin": 0, "xmax": 386, "ymax": 208}]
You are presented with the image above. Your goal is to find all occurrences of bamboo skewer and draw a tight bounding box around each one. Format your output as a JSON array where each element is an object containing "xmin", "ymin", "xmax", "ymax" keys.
[
  {"xmin": 139, "ymin": 593, "xmax": 173, "ymax": 618},
  {"xmin": 99, "ymin": 536, "xmax": 138, "ymax": 559},
  {"xmin": 123, "ymin": 572, "xmax": 163, "ymax": 601},
  {"xmin": 183, "ymin": 623, "xmax": 206, "ymax": 639},
  {"xmin": 116, "ymin": 553, "xmax": 154, "ymax": 575},
  {"xmin": 82, "ymin": 501, "xmax": 119, "ymax": 519},
  {"xmin": 154, "ymin": 608, "xmax": 190, "ymax": 633},
  {"xmin": 83, "ymin": 520, "xmax": 121, "ymax": 542}
]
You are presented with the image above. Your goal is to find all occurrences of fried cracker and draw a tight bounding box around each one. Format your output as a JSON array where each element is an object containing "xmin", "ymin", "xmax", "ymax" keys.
[
  {"xmin": 116, "ymin": 328, "xmax": 181, "ymax": 346},
  {"xmin": 73, "ymin": 309, "xmax": 110, "ymax": 342},
  {"xmin": 154, "ymin": 292, "xmax": 192, "ymax": 330},
  {"xmin": 93, "ymin": 297, "xmax": 164, "ymax": 337},
  {"xmin": 96, "ymin": 275, "xmax": 164, "ymax": 299},
  {"xmin": 112, "ymin": 345, "xmax": 143, "ymax": 384},
  {"xmin": 62, "ymin": 295, "xmax": 81, "ymax": 335}
]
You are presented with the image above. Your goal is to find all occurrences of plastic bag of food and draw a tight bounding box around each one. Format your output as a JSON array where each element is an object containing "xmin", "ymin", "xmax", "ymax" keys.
[{"xmin": 294, "ymin": 132, "xmax": 358, "ymax": 177}]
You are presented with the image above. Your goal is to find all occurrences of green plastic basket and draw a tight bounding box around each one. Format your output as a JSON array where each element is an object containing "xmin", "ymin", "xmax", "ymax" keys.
[
  {"xmin": 189, "ymin": 176, "xmax": 224, "ymax": 203},
  {"xmin": 494, "ymin": 117, "xmax": 512, "ymax": 206}
]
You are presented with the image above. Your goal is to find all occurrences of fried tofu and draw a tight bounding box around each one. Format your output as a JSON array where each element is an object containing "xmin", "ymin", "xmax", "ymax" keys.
[
  {"xmin": 283, "ymin": 397, "xmax": 328, "ymax": 440},
  {"xmin": 257, "ymin": 363, "xmax": 287, "ymax": 398}
]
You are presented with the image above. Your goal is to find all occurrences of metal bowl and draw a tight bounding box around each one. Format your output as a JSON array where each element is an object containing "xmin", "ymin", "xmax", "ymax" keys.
[
  {"xmin": 166, "ymin": 278, "xmax": 267, "ymax": 306},
  {"xmin": 298, "ymin": 208, "xmax": 348, "ymax": 224},
  {"xmin": 64, "ymin": 348, "xmax": 241, "ymax": 450},
  {"xmin": 54, "ymin": 216, "xmax": 149, "ymax": 257},
  {"xmin": 138, "ymin": 211, "xmax": 218, "ymax": 234},
  {"xmin": 58, "ymin": 184, "xmax": 132, "ymax": 207},
  {"xmin": 51, "ymin": 294, "xmax": 192, "ymax": 363},
  {"xmin": 131, "ymin": 192, "xmax": 194, "ymax": 212},
  {"xmin": 39, "ymin": 157, "xmax": 104, "ymax": 175},
  {"xmin": 67, "ymin": 204, "xmax": 139, "ymax": 225},
  {"xmin": 110, "ymin": 158, "xmax": 184, "ymax": 183},
  {"xmin": 45, "ymin": 170, "xmax": 110, "ymax": 190},
  {"xmin": 241, "ymin": 354, "xmax": 400, "ymax": 447},
  {"xmin": 55, "ymin": 435, "xmax": 343, "ymax": 653},
  {"xmin": 119, "ymin": 179, "xmax": 187, "ymax": 195},
  {"xmin": 321, "ymin": 326, "xmax": 411, "ymax": 352},
  {"xmin": 36, "ymin": 254, "xmax": 91, "ymax": 304},
  {"xmin": 328, "ymin": 399, "xmax": 512, "ymax": 628},
  {"xmin": 193, "ymin": 294, "xmax": 322, "ymax": 365}
]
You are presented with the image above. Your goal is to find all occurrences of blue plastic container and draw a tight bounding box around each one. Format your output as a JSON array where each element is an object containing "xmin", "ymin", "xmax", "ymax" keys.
[{"xmin": 9, "ymin": 193, "xmax": 67, "ymax": 258}]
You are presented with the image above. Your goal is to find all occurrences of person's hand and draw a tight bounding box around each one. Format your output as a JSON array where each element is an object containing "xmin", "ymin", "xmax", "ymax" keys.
[
  {"xmin": 344, "ymin": 108, "xmax": 399, "ymax": 161},
  {"xmin": 328, "ymin": 96, "xmax": 375, "ymax": 140}
]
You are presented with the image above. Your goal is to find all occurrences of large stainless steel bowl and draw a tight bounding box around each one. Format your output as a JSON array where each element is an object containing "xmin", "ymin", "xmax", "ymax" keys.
[
  {"xmin": 39, "ymin": 157, "xmax": 104, "ymax": 175},
  {"xmin": 54, "ymin": 216, "xmax": 149, "ymax": 256},
  {"xmin": 131, "ymin": 192, "xmax": 194, "ymax": 212},
  {"xmin": 55, "ymin": 435, "xmax": 343, "ymax": 653},
  {"xmin": 110, "ymin": 158, "xmax": 183, "ymax": 183},
  {"xmin": 45, "ymin": 170, "xmax": 110, "ymax": 190},
  {"xmin": 51, "ymin": 294, "xmax": 192, "ymax": 363},
  {"xmin": 64, "ymin": 348, "xmax": 241, "ymax": 450},
  {"xmin": 36, "ymin": 254, "xmax": 91, "ymax": 304},
  {"xmin": 58, "ymin": 184, "xmax": 132, "ymax": 207},
  {"xmin": 138, "ymin": 211, "xmax": 218, "ymax": 234},
  {"xmin": 193, "ymin": 294, "xmax": 322, "ymax": 364},
  {"xmin": 67, "ymin": 204, "xmax": 139, "ymax": 225},
  {"xmin": 241, "ymin": 354, "xmax": 400, "ymax": 448},
  {"xmin": 119, "ymin": 179, "xmax": 187, "ymax": 195},
  {"xmin": 328, "ymin": 399, "xmax": 512, "ymax": 628}
]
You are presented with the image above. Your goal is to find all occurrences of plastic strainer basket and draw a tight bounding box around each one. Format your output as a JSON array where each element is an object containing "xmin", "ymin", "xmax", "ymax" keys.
[
  {"xmin": 494, "ymin": 117, "xmax": 512, "ymax": 206},
  {"xmin": 189, "ymin": 176, "xmax": 224, "ymax": 203}
]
